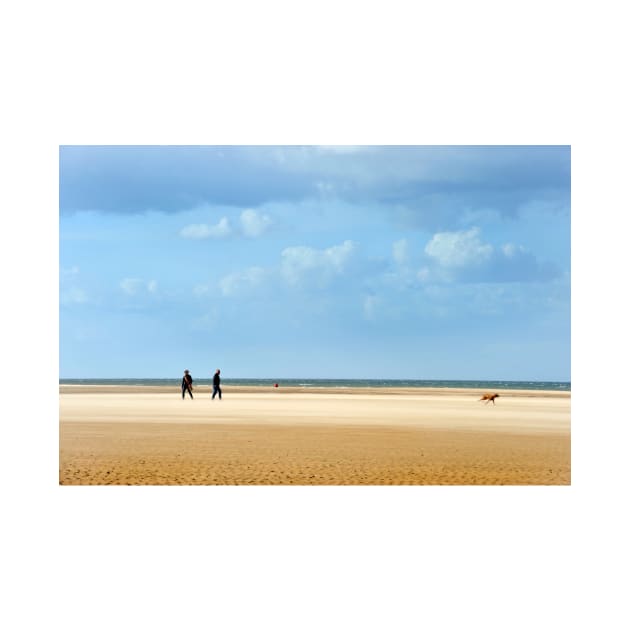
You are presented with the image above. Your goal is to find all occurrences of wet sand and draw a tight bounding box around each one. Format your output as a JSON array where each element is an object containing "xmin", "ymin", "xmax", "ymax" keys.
[{"xmin": 59, "ymin": 386, "xmax": 570, "ymax": 485}]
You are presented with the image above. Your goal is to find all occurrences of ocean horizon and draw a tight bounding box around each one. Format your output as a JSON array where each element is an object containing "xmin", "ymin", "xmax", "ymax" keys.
[{"xmin": 59, "ymin": 378, "xmax": 571, "ymax": 391}]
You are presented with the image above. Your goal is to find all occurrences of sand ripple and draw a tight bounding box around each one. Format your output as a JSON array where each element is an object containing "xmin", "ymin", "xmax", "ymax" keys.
[{"xmin": 59, "ymin": 422, "xmax": 570, "ymax": 485}]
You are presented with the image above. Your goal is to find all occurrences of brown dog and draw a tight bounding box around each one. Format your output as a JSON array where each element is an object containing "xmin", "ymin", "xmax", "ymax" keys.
[{"xmin": 479, "ymin": 393, "xmax": 500, "ymax": 405}]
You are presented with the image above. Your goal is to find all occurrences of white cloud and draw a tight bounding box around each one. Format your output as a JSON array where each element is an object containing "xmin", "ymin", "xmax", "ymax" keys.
[
  {"xmin": 502, "ymin": 243, "xmax": 526, "ymax": 258},
  {"xmin": 422, "ymin": 230, "xmax": 556, "ymax": 283},
  {"xmin": 325, "ymin": 240, "xmax": 355, "ymax": 269},
  {"xmin": 219, "ymin": 266, "xmax": 267, "ymax": 296},
  {"xmin": 60, "ymin": 266, "xmax": 89, "ymax": 304},
  {"xmin": 425, "ymin": 227, "xmax": 493, "ymax": 268},
  {"xmin": 60, "ymin": 287, "xmax": 88, "ymax": 304},
  {"xmin": 120, "ymin": 278, "xmax": 157, "ymax": 295},
  {"xmin": 120, "ymin": 278, "xmax": 143, "ymax": 295},
  {"xmin": 316, "ymin": 181, "xmax": 336, "ymax": 196},
  {"xmin": 180, "ymin": 217, "xmax": 231, "ymax": 239},
  {"xmin": 281, "ymin": 240, "xmax": 356, "ymax": 286},
  {"xmin": 240, "ymin": 209, "xmax": 273, "ymax": 237},
  {"xmin": 60, "ymin": 265, "xmax": 80, "ymax": 277},
  {"xmin": 180, "ymin": 212, "xmax": 273, "ymax": 239},
  {"xmin": 392, "ymin": 238, "xmax": 409, "ymax": 265}
]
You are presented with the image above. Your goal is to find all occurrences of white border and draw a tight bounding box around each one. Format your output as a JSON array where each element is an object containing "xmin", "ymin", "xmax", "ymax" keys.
[{"xmin": 4, "ymin": 1, "xmax": 628, "ymax": 628}]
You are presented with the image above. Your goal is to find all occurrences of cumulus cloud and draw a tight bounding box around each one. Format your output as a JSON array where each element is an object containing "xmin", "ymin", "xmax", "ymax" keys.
[
  {"xmin": 425, "ymin": 227, "xmax": 493, "ymax": 268},
  {"xmin": 502, "ymin": 243, "xmax": 524, "ymax": 258},
  {"xmin": 219, "ymin": 267, "xmax": 267, "ymax": 296},
  {"xmin": 60, "ymin": 287, "xmax": 88, "ymax": 305},
  {"xmin": 120, "ymin": 278, "xmax": 157, "ymax": 295},
  {"xmin": 120, "ymin": 278, "xmax": 143, "ymax": 295},
  {"xmin": 281, "ymin": 240, "xmax": 356, "ymax": 286},
  {"xmin": 180, "ymin": 211, "xmax": 273, "ymax": 240},
  {"xmin": 240, "ymin": 209, "xmax": 273, "ymax": 237},
  {"xmin": 423, "ymin": 227, "xmax": 558, "ymax": 283},
  {"xmin": 60, "ymin": 266, "xmax": 89, "ymax": 305},
  {"xmin": 489, "ymin": 245, "xmax": 558, "ymax": 283},
  {"xmin": 180, "ymin": 217, "xmax": 231, "ymax": 239}
]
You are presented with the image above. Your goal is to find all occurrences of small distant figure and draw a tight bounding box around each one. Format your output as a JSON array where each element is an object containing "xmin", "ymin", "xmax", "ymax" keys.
[
  {"xmin": 212, "ymin": 369, "xmax": 222, "ymax": 400},
  {"xmin": 479, "ymin": 393, "xmax": 500, "ymax": 405},
  {"xmin": 274, "ymin": 383, "xmax": 279, "ymax": 388},
  {"xmin": 182, "ymin": 370, "xmax": 193, "ymax": 399}
]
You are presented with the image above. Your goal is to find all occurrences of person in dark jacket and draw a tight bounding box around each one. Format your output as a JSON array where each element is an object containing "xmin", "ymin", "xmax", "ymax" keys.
[
  {"xmin": 212, "ymin": 369, "xmax": 222, "ymax": 400},
  {"xmin": 182, "ymin": 369, "xmax": 194, "ymax": 399}
]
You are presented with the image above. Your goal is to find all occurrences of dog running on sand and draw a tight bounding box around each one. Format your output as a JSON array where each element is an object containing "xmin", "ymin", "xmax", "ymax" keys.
[{"xmin": 479, "ymin": 393, "xmax": 500, "ymax": 405}]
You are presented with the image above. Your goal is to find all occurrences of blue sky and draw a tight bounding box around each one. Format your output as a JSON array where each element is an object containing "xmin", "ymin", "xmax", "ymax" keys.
[{"xmin": 59, "ymin": 146, "xmax": 570, "ymax": 380}]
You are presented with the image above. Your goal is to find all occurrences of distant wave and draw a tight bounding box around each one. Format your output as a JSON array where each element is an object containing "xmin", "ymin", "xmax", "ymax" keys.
[{"xmin": 60, "ymin": 378, "xmax": 571, "ymax": 391}]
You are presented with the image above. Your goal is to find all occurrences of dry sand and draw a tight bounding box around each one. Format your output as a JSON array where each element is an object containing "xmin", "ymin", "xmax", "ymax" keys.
[{"xmin": 59, "ymin": 385, "xmax": 570, "ymax": 485}]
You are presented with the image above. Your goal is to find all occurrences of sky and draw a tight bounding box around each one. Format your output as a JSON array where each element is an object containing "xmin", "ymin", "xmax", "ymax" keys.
[{"xmin": 59, "ymin": 145, "xmax": 570, "ymax": 381}]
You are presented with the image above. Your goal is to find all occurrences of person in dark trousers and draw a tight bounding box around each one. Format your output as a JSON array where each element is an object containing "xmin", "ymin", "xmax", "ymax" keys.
[
  {"xmin": 212, "ymin": 369, "xmax": 222, "ymax": 400},
  {"xmin": 182, "ymin": 369, "xmax": 193, "ymax": 399}
]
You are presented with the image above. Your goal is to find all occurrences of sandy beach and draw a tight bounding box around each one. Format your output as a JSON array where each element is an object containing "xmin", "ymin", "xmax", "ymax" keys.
[{"xmin": 59, "ymin": 385, "xmax": 570, "ymax": 485}]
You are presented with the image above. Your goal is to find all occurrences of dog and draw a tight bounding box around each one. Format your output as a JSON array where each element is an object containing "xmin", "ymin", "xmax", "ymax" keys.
[{"xmin": 479, "ymin": 393, "xmax": 500, "ymax": 405}]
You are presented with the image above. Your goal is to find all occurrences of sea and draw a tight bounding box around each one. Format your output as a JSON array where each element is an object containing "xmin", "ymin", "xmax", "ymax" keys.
[{"xmin": 59, "ymin": 378, "xmax": 570, "ymax": 391}]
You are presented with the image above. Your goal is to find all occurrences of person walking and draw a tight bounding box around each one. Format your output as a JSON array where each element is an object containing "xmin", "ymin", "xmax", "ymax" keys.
[
  {"xmin": 212, "ymin": 369, "xmax": 222, "ymax": 400},
  {"xmin": 182, "ymin": 369, "xmax": 194, "ymax": 399}
]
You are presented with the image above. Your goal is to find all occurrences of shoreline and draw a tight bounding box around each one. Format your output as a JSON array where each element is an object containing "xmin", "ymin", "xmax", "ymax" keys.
[{"xmin": 59, "ymin": 384, "xmax": 570, "ymax": 398}]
